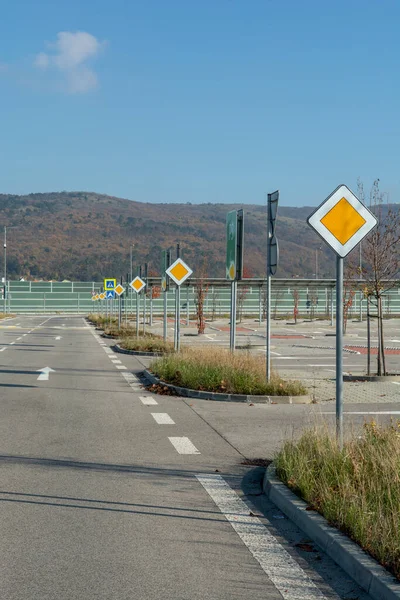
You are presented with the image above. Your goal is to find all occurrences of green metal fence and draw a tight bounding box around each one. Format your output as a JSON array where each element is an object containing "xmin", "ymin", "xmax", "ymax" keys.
[{"xmin": 4, "ymin": 279, "xmax": 400, "ymax": 317}]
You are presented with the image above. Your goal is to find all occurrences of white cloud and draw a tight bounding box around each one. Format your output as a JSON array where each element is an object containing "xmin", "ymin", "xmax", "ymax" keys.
[
  {"xmin": 34, "ymin": 31, "xmax": 105, "ymax": 93},
  {"xmin": 34, "ymin": 52, "xmax": 49, "ymax": 69}
]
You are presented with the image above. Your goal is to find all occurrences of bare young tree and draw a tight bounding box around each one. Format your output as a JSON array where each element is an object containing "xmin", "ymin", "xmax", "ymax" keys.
[
  {"xmin": 292, "ymin": 288, "xmax": 299, "ymax": 324},
  {"xmin": 360, "ymin": 179, "xmax": 400, "ymax": 375},
  {"xmin": 194, "ymin": 260, "xmax": 209, "ymax": 334}
]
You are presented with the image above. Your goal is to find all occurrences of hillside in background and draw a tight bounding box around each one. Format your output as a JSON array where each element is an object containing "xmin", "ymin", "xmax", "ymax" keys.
[{"xmin": 0, "ymin": 191, "xmax": 395, "ymax": 281}]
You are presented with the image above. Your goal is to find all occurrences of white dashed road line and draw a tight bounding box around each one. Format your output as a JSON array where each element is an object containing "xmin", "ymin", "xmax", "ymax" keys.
[
  {"xmin": 169, "ymin": 437, "xmax": 200, "ymax": 454},
  {"xmin": 139, "ymin": 396, "xmax": 158, "ymax": 406},
  {"xmin": 197, "ymin": 474, "xmax": 328, "ymax": 600},
  {"xmin": 151, "ymin": 413, "xmax": 175, "ymax": 425},
  {"xmin": 116, "ymin": 365, "xmax": 127, "ymax": 370}
]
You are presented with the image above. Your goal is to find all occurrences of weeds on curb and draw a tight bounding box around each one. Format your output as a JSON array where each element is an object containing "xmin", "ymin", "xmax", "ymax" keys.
[
  {"xmin": 119, "ymin": 336, "xmax": 174, "ymax": 354},
  {"xmin": 275, "ymin": 422, "xmax": 400, "ymax": 580},
  {"xmin": 150, "ymin": 347, "xmax": 306, "ymax": 395}
]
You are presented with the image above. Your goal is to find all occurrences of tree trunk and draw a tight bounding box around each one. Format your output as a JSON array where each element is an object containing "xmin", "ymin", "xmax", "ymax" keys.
[
  {"xmin": 379, "ymin": 296, "xmax": 387, "ymax": 375},
  {"xmin": 367, "ymin": 297, "xmax": 371, "ymax": 376},
  {"xmin": 377, "ymin": 296, "xmax": 381, "ymax": 376}
]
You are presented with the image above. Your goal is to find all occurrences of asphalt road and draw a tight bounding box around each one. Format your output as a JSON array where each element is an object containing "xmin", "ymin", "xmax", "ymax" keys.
[{"xmin": 0, "ymin": 315, "xmax": 373, "ymax": 599}]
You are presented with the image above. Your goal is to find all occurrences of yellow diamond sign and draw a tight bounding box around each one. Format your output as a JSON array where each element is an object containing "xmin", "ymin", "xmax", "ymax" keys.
[
  {"xmin": 166, "ymin": 258, "xmax": 193, "ymax": 286},
  {"xmin": 129, "ymin": 276, "xmax": 146, "ymax": 293},
  {"xmin": 114, "ymin": 284, "xmax": 125, "ymax": 296},
  {"xmin": 320, "ymin": 197, "xmax": 366, "ymax": 245},
  {"xmin": 307, "ymin": 184, "xmax": 377, "ymax": 257}
]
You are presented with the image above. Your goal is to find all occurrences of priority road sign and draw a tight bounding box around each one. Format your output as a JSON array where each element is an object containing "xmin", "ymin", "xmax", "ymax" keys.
[
  {"xmin": 307, "ymin": 184, "xmax": 377, "ymax": 258},
  {"xmin": 106, "ymin": 290, "xmax": 115, "ymax": 299},
  {"xmin": 130, "ymin": 276, "xmax": 146, "ymax": 294},
  {"xmin": 104, "ymin": 278, "xmax": 117, "ymax": 290},
  {"xmin": 166, "ymin": 258, "xmax": 193, "ymax": 286},
  {"xmin": 114, "ymin": 284, "xmax": 125, "ymax": 296}
]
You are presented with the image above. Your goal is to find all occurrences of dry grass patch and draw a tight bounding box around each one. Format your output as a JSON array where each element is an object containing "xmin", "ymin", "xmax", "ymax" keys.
[
  {"xmin": 275, "ymin": 422, "xmax": 400, "ymax": 579},
  {"xmin": 150, "ymin": 347, "xmax": 306, "ymax": 395},
  {"xmin": 119, "ymin": 335, "xmax": 174, "ymax": 354}
]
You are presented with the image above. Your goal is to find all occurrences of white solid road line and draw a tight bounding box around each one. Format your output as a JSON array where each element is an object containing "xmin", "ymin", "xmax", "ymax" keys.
[
  {"xmin": 308, "ymin": 364, "xmax": 361, "ymax": 368},
  {"xmin": 197, "ymin": 474, "xmax": 328, "ymax": 600},
  {"xmin": 321, "ymin": 411, "xmax": 400, "ymax": 415},
  {"xmin": 169, "ymin": 437, "xmax": 200, "ymax": 454},
  {"xmin": 139, "ymin": 396, "xmax": 158, "ymax": 406},
  {"xmin": 151, "ymin": 413, "xmax": 175, "ymax": 425}
]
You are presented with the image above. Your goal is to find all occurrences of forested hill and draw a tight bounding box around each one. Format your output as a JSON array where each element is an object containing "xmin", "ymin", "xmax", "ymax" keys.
[{"xmin": 0, "ymin": 191, "xmax": 395, "ymax": 281}]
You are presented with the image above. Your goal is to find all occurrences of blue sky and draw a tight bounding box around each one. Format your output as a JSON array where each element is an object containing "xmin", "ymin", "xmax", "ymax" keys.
[{"xmin": 1, "ymin": 0, "xmax": 399, "ymax": 206}]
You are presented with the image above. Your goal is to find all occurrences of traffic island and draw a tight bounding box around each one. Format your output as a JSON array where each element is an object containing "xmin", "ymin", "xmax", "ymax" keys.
[
  {"xmin": 344, "ymin": 374, "xmax": 400, "ymax": 382},
  {"xmin": 113, "ymin": 343, "xmax": 163, "ymax": 358},
  {"xmin": 143, "ymin": 369, "xmax": 311, "ymax": 403},
  {"xmin": 267, "ymin": 424, "xmax": 400, "ymax": 598},
  {"xmin": 145, "ymin": 347, "xmax": 311, "ymax": 403}
]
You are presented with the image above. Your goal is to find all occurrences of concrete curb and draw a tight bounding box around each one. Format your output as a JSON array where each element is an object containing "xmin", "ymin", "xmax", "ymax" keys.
[
  {"xmin": 263, "ymin": 464, "xmax": 400, "ymax": 600},
  {"xmin": 344, "ymin": 374, "xmax": 400, "ymax": 382},
  {"xmin": 112, "ymin": 344, "xmax": 162, "ymax": 358},
  {"xmin": 143, "ymin": 370, "xmax": 312, "ymax": 404}
]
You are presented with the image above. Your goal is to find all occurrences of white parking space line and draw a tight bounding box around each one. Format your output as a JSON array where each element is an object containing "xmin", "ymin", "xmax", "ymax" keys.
[
  {"xmin": 197, "ymin": 474, "xmax": 328, "ymax": 600},
  {"xmin": 151, "ymin": 413, "xmax": 175, "ymax": 425},
  {"xmin": 140, "ymin": 396, "xmax": 158, "ymax": 406},
  {"xmin": 169, "ymin": 437, "xmax": 200, "ymax": 454}
]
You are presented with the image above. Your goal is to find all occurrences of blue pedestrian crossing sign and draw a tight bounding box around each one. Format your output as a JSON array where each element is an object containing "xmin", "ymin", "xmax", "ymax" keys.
[
  {"xmin": 104, "ymin": 278, "xmax": 116, "ymax": 290},
  {"xmin": 106, "ymin": 290, "xmax": 115, "ymax": 300}
]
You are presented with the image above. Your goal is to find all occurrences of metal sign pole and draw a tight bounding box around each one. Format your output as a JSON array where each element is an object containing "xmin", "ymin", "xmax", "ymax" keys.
[
  {"xmin": 186, "ymin": 285, "xmax": 190, "ymax": 326},
  {"xmin": 266, "ymin": 197, "xmax": 271, "ymax": 381},
  {"xmin": 118, "ymin": 277, "xmax": 122, "ymax": 330},
  {"xmin": 163, "ymin": 289, "xmax": 167, "ymax": 341},
  {"xmin": 136, "ymin": 292, "xmax": 139, "ymax": 339},
  {"xmin": 176, "ymin": 285, "xmax": 181, "ymax": 351},
  {"xmin": 266, "ymin": 272, "xmax": 271, "ymax": 381},
  {"xmin": 336, "ymin": 255, "xmax": 344, "ymax": 449},
  {"xmin": 229, "ymin": 281, "xmax": 235, "ymax": 351},
  {"xmin": 266, "ymin": 191, "xmax": 279, "ymax": 381}
]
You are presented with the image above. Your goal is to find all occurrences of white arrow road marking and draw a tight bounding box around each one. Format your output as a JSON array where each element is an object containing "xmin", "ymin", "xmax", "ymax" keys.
[
  {"xmin": 55, "ymin": 336, "xmax": 62, "ymax": 340},
  {"xmin": 37, "ymin": 367, "xmax": 55, "ymax": 381}
]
